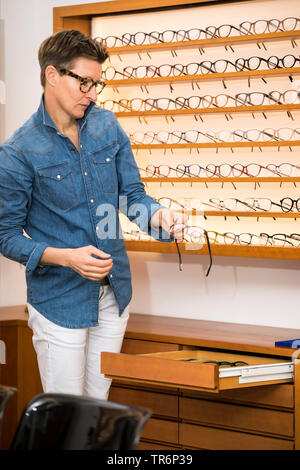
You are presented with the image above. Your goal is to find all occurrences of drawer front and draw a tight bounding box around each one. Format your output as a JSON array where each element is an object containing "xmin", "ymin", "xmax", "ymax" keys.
[
  {"xmin": 180, "ymin": 397, "xmax": 294, "ymax": 437},
  {"xmin": 142, "ymin": 418, "xmax": 178, "ymax": 444},
  {"xmin": 182, "ymin": 383, "xmax": 294, "ymax": 409},
  {"xmin": 109, "ymin": 386, "xmax": 178, "ymax": 418},
  {"xmin": 180, "ymin": 423, "xmax": 294, "ymax": 450},
  {"xmin": 122, "ymin": 339, "xmax": 180, "ymax": 354},
  {"xmin": 102, "ymin": 352, "xmax": 218, "ymax": 390},
  {"xmin": 102, "ymin": 350, "xmax": 293, "ymax": 392}
]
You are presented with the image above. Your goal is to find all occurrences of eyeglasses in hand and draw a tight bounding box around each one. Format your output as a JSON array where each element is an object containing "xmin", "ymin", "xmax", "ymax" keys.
[
  {"xmin": 208, "ymin": 198, "xmax": 282, "ymax": 212},
  {"xmin": 173, "ymin": 225, "xmax": 212, "ymax": 276}
]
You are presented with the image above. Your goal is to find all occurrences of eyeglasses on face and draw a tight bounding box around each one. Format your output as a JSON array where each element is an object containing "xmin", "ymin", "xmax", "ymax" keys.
[{"xmin": 59, "ymin": 69, "xmax": 106, "ymax": 95}]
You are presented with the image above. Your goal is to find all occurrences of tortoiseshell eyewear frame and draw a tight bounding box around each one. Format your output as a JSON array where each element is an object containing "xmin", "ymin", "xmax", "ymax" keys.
[{"xmin": 59, "ymin": 68, "xmax": 106, "ymax": 95}]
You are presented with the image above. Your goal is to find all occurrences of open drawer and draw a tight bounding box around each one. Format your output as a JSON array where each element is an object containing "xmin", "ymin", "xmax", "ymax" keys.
[{"xmin": 101, "ymin": 349, "xmax": 294, "ymax": 392}]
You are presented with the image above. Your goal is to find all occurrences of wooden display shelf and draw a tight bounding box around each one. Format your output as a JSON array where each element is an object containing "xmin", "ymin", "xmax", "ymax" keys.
[
  {"xmin": 133, "ymin": 140, "xmax": 300, "ymax": 150},
  {"xmin": 140, "ymin": 176, "xmax": 300, "ymax": 183},
  {"xmin": 106, "ymin": 67, "xmax": 300, "ymax": 87},
  {"xmin": 146, "ymin": 208, "xmax": 300, "ymax": 218},
  {"xmin": 203, "ymin": 211, "xmax": 300, "ymax": 218},
  {"xmin": 114, "ymin": 103, "xmax": 300, "ymax": 118},
  {"xmin": 125, "ymin": 240, "xmax": 300, "ymax": 260},
  {"xmin": 106, "ymin": 30, "xmax": 300, "ymax": 55}
]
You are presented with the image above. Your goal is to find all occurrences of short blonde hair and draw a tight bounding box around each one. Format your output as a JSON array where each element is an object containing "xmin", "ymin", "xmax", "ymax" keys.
[{"xmin": 38, "ymin": 29, "xmax": 109, "ymax": 87}]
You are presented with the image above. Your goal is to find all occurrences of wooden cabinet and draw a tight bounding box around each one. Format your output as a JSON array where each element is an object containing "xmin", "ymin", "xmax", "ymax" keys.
[
  {"xmin": 1, "ymin": 306, "xmax": 300, "ymax": 450},
  {"xmin": 103, "ymin": 349, "xmax": 294, "ymax": 392},
  {"xmin": 106, "ymin": 315, "xmax": 300, "ymax": 450},
  {"xmin": 0, "ymin": 306, "xmax": 43, "ymax": 449}
]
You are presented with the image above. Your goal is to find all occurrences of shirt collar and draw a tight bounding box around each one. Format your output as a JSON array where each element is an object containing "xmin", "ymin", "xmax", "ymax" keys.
[{"xmin": 37, "ymin": 94, "xmax": 96, "ymax": 131}]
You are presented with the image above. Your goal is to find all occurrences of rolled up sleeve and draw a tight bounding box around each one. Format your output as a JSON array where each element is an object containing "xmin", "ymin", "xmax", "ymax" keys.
[{"xmin": 0, "ymin": 145, "xmax": 48, "ymax": 272}]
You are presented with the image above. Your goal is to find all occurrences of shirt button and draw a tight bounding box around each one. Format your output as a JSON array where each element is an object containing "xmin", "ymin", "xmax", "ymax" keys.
[
  {"xmin": 90, "ymin": 199, "xmax": 94, "ymax": 203},
  {"xmin": 106, "ymin": 158, "xmax": 110, "ymax": 162},
  {"xmin": 57, "ymin": 175, "xmax": 61, "ymax": 180},
  {"xmin": 110, "ymin": 274, "xmax": 113, "ymax": 278},
  {"xmin": 84, "ymin": 172, "xmax": 88, "ymax": 176}
]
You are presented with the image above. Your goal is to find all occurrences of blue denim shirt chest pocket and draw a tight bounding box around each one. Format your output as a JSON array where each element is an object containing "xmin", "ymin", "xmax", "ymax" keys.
[
  {"xmin": 37, "ymin": 160, "xmax": 78, "ymax": 211},
  {"xmin": 90, "ymin": 142, "xmax": 120, "ymax": 194}
]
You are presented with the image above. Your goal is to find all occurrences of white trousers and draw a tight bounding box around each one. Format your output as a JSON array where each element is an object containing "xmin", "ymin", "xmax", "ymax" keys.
[{"xmin": 27, "ymin": 285, "xmax": 129, "ymax": 400}]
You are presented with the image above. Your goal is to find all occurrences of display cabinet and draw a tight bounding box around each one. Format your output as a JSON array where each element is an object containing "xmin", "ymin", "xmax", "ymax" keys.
[
  {"xmin": 104, "ymin": 312, "xmax": 300, "ymax": 450},
  {"xmin": 1, "ymin": 305, "xmax": 300, "ymax": 450},
  {"xmin": 53, "ymin": 1, "xmax": 300, "ymax": 264}
]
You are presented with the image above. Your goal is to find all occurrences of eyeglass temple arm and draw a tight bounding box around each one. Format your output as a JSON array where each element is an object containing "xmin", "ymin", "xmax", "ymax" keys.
[
  {"xmin": 175, "ymin": 239, "xmax": 183, "ymax": 271},
  {"xmin": 204, "ymin": 230, "xmax": 212, "ymax": 276}
]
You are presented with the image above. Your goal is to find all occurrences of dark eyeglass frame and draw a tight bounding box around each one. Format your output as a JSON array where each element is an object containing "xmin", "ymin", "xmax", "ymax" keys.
[
  {"xmin": 280, "ymin": 197, "xmax": 300, "ymax": 212},
  {"xmin": 202, "ymin": 360, "xmax": 249, "ymax": 368},
  {"xmin": 59, "ymin": 68, "xmax": 106, "ymax": 95},
  {"xmin": 259, "ymin": 233, "xmax": 296, "ymax": 246}
]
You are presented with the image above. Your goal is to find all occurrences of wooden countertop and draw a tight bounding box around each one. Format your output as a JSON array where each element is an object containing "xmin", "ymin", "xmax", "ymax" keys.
[
  {"xmin": 0, "ymin": 305, "xmax": 299, "ymax": 358},
  {"xmin": 125, "ymin": 314, "xmax": 300, "ymax": 358}
]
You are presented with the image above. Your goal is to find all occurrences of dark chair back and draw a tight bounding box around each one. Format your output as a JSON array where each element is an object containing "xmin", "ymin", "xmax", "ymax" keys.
[{"xmin": 10, "ymin": 393, "xmax": 151, "ymax": 450}]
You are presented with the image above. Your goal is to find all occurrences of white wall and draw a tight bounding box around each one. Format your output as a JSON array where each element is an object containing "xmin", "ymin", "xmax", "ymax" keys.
[{"xmin": 1, "ymin": 0, "xmax": 300, "ymax": 329}]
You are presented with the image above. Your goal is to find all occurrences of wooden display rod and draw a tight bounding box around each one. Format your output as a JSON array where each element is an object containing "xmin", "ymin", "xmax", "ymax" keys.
[
  {"xmin": 106, "ymin": 30, "xmax": 300, "ymax": 55},
  {"xmin": 140, "ymin": 177, "xmax": 300, "ymax": 183},
  {"xmin": 203, "ymin": 211, "xmax": 300, "ymax": 218},
  {"xmin": 142, "ymin": 209, "xmax": 300, "ymax": 218},
  {"xmin": 133, "ymin": 140, "xmax": 300, "ymax": 149},
  {"xmin": 125, "ymin": 240, "xmax": 300, "ymax": 260}
]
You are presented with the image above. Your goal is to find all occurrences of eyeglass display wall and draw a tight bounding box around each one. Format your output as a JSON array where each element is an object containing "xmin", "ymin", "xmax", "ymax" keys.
[{"xmin": 91, "ymin": 0, "xmax": 300, "ymax": 263}]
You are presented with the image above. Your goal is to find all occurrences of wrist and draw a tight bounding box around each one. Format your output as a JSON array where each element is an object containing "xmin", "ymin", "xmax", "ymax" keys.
[
  {"xmin": 61, "ymin": 248, "xmax": 73, "ymax": 268},
  {"xmin": 39, "ymin": 247, "xmax": 73, "ymax": 268}
]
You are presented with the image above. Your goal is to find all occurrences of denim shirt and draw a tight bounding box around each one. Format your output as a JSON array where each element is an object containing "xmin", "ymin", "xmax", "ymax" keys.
[{"xmin": 0, "ymin": 96, "xmax": 163, "ymax": 328}]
